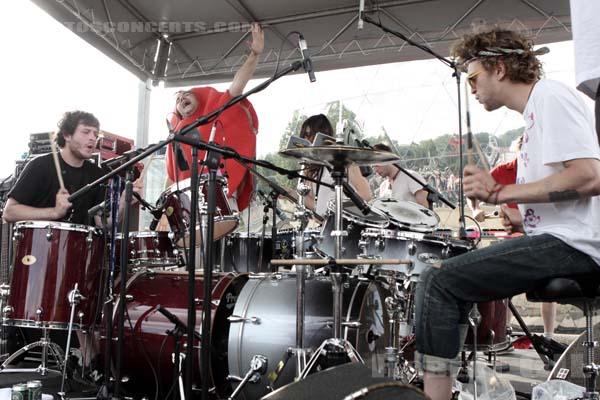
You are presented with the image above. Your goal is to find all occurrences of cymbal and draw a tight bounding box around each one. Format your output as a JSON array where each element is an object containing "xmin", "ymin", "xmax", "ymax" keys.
[{"xmin": 280, "ymin": 146, "xmax": 400, "ymax": 167}]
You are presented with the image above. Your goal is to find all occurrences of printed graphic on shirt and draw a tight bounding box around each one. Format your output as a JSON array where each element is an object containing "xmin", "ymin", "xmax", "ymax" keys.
[{"xmin": 523, "ymin": 208, "xmax": 541, "ymax": 229}]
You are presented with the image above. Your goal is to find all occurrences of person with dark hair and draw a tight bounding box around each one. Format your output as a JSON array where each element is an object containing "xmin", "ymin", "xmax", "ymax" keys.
[
  {"xmin": 414, "ymin": 28, "xmax": 600, "ymax": 400},
  {"xmin": 371, "ymin": 143, "xmax": 429, "ymax": 208},
  {"xmin": 162, "ymin": 23, "xmax": 263, "ymax": 215},
  {"xmin": 297, "ymin": 114, "xmax": 372, "ymax": 216},
  {"xmin": 5, "ymin": 111, "xmax": 104, "ymax": 225},
  {"xmin": 3, "ymin": 110, "xmax": 142, "ymax": 383}
]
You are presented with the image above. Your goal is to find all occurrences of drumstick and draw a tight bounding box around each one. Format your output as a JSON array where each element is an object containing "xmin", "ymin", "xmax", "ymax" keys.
[
  {"xmin": 464, "ymin": 80, "xmax": 491, "ymax": 172},
  {"xmin": 464, "ymin": 80, "xmax": 475, "ymax": 166},
  {"xmin": 270, "ymin": 258, "xmax": 412, "ymax": 266},
  {"xmin": 139, "ymin": 153, "xmax": 155, "ymax": 181},
  {"xmin": 49, "ymin": 132, "xmax": 65, "ymax": 189}
]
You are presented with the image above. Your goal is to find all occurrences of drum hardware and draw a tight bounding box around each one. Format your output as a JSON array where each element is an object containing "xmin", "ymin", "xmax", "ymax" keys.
[
  {"xmin": 227, "ymin": 354, "xmax": 268, "ymax": 400},
  {"xmin": 0, "ymin": 327, "xmax": 64, "ymax": 376},
  {"xmin": 59, "ymin": 283, "xmax": 85, "ymax": 396}
]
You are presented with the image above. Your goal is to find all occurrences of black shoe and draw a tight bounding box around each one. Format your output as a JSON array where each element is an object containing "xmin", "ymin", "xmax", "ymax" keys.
[
  {"xmin": 82, "ymin": 355, "xmax": 104, "ymax": 385},
  {"xmin": 532, "ymin": 335, "xmax": 567, "ymax": 361}
]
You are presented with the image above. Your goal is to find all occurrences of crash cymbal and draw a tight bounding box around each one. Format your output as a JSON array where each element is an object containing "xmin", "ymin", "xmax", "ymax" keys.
[{"xmin": 280, "ymin": 145, "xmax": 400, "ymax": 167}]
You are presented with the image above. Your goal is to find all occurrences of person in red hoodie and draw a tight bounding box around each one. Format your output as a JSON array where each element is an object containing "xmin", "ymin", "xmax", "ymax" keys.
[{"xmin": 164, "ymin": 23, "xmax": 263, "ymax": 214}]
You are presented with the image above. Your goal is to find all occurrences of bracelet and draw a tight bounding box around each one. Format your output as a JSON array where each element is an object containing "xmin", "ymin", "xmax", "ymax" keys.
[
  {"xmin": 490, "ymin": 184, "xmax": 505, "ymax": 205},
  {"xmin": 484, "ymin": 182, "xmax": 501, "ymax": 203}
]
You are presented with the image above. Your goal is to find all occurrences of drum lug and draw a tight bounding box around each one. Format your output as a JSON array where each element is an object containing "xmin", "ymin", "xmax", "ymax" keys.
[
  {"xmin": 12, "ymin": 228, "xmax": 22, "ymax": 242},
  {"xmin": 407, "ymin": 241, "xmax": 417, "ymax": 256},
  {"xmin": 130, "ymin": 250, "xmax": 137, "ymax": 257},
  {"xmin": 46, "ymin": 228, "xmax": 53, "ymax": 241},
  {"xmin": 125, "ymin": 294, "xmax": 134, "ymax": 302},
  {"xmin": 375, "ymin": 238, "xmax": 385, "ymax": 251},
  {"xmin": 0, "ymin": 283, "xmax": 10, "ymax": 298},
  {"xmin": 228, "ymin": 315, "xmax": 261, "ymax": 324},
  {"xmin": 36, "ymin": 308, "xmax": 44, "ymax": 323},
  {"xmin": 86, "ymin": 231, "xmax": 94, "ymax": 246},
  {"xmin": 441, "ymin": 246, "xmax": 451, "ymax": 259},
  {"xmin": 2, "ymin": 305, "xmax": 13, "ymax": 317}
]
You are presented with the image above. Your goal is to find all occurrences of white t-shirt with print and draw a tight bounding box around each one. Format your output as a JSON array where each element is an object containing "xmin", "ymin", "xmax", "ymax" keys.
[
  {"xmin": 377, "ymin": 169, "xmax": 425, "ymax": 202},
  {"xmin": 517, "ymin": 79, "xmax": 600, "ymax": 265}
]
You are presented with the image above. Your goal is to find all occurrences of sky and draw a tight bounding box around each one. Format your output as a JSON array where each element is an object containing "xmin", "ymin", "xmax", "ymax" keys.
[{"xmin": 0, "ymin": 1, "xmax": 593, "ymax": 180}]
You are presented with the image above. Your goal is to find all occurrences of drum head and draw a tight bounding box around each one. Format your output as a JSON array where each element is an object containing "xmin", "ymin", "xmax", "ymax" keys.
[
  {"xmin": 328, "ymin": 199, "xmax": 389, "ymax": 228},
  {"xmin": 372, "ymin": 198, "xmax": 439, "ymax": 232}
]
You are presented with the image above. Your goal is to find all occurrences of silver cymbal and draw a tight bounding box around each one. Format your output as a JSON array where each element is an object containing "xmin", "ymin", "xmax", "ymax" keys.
[{"xmin": 280, "ymin": 145, "xmax": 401, "ymax": 167}]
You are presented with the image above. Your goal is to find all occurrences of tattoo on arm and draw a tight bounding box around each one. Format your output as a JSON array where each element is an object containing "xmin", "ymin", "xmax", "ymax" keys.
[{"xmin": 548, "ymin": 189, "xmax": 581, "ymax": 202}]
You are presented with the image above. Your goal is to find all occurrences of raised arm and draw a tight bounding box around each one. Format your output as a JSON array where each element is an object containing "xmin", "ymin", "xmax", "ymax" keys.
[{"xmin": 229, "ymin": 23, "xmax": 264, "ymax": 97}]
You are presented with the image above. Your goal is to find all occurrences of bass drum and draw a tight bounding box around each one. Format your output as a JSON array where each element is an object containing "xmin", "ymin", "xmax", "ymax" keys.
[
  {"xmin": 105, "ymin": 270, "xmax": 248, "ymax": 399},
  {"xmin": 227, "ymin": 273, "xmax": 390, "ymax": 400}
]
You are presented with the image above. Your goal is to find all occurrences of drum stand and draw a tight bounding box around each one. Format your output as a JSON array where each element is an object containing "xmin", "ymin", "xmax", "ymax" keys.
[
  {"xmin": 0, "ymin": 326, "xmax": 64, "ymax": 375},
  {"xmin": 300, "ymin": 167, "xmax": 363, "ymax": 378},
  {"xmin": 382, "ymin": 275, "xmax": 417, "ymax": 383}
]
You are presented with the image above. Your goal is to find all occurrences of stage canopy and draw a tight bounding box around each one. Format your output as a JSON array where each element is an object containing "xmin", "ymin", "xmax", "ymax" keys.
[{"xmin": 31, "ymin": 0, "xmax": 572, "ymax": 87}]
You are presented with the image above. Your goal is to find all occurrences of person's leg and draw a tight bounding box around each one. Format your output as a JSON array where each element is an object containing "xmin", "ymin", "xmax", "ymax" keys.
[
  {"xmin": 541, "ymin": 302, "xmax": 557, "ymax": 338},
  {"xmin": 415, "ymin": 234, "xmax": 598, "ymax": 400}
]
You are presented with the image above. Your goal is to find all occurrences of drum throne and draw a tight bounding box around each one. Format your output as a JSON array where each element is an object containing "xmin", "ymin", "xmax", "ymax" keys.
[{"xmin": 527, "ymin": 273, "xmax": 600, "ymax": 400}]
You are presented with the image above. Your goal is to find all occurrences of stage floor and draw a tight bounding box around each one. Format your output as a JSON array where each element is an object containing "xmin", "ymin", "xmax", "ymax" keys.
[{"xmin": 0, "ymin": 334, "xmax": 581, "ymax": 400}]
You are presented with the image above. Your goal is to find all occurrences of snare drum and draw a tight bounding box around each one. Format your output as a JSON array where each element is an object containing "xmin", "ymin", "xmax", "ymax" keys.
[
  {"xmin": 371, "ymin": 198, "xmax": 439, "ymax": 232},
  {"xmin": 104, "ymin": 270, "xmax": 248, "ymax": 398},
  {"xmin": 157, "ymin": 176, "xmax": 239, "ymax": 247},
  {"xmin": 5, "ymin": 221, "xmax": 104, "ymax": 330},
  {"xmin": 115, "ymin": 231, "xmax": 179, "ymax": 268},
  {"xmin": 360, "ymin": 229, "xmax": 471, "ymax": 278},
  {"xmin": 227, "ymin": 273, "xmax": 390, "ymax": 399},
  {"xmin": 317, "ymin": 199, "xmax": 389, "ymax": 258}
]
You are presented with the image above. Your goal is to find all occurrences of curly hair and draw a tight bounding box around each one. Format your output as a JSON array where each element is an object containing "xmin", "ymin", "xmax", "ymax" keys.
[
  {"xmin": 55, "ymin": 111, "xmax": 100, "ymax": 148},
  {"xmin": 451, "ymin": 28, "xmax": 543, "ymax": 84}
]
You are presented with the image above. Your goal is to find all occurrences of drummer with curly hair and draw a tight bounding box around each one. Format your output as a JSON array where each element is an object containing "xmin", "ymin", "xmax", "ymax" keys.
[{"xmin": 414, "ymin": 27, "xmax": 600, "ymax": 400}]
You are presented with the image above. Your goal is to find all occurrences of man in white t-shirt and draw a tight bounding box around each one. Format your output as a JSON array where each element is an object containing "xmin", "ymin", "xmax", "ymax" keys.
[
  {"xmin": 371, "ymin": 143, "xmax": 429, "ymax": 208},
  {"xmin": 414, "ymin": 28, "xmax": 600, "ymax": 400}
]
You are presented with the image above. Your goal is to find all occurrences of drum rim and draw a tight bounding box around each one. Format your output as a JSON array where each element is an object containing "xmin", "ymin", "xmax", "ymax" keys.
[
  {"xmin": 326, "ymin": 200, "xmax": 390, "ymax": 228},
  {"xmin": 160, "ymin": 176, "xmax": 228, "ymax": 197},
  {"xmin": 14, "ymin": 220, "xmax": 100, "ymax": 234}
]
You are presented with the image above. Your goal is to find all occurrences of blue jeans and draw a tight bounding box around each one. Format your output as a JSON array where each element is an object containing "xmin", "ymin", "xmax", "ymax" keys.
[{"xmin": 415, "ymin": 233, "xmax": 598, "ymax": 373}]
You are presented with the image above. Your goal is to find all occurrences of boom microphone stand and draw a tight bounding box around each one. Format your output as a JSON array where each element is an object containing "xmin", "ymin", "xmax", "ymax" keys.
[{"xmin": 361, "ymin": 13, "xmax": 468, "ymax": 238}]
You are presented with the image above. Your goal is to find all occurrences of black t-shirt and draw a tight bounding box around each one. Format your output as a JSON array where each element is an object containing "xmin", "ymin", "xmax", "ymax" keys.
[{"xmin": 8, "ymin": 153, "xmax": 106, "ymax": 225}]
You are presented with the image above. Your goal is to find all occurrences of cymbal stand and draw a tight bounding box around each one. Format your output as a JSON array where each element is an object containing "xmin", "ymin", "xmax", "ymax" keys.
[
  {"xmin": 382, "ymin": 275, "xmax": 417, "ymax": 383},
  {"xmin": 300, "ymin": 165, "xmax": 363, "ymax": 378},
  {"xmin": 292, "ymin": 163, "xmax": 312, "ymax": 377}
]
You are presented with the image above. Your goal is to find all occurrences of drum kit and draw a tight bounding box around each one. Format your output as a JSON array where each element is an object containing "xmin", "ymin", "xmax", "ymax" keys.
[{"xmin": 0, "ymin": 142, "xmax": 505, "ymax": 400}]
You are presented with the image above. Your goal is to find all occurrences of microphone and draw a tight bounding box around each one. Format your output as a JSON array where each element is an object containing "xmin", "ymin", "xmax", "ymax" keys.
[
  {"xmin": 208, "ymin": 121, "xmax": 218, "ymax": 143},
  {"xmin": 353, "ymin": 139, "xmax": 375, "ymax": 179},
  {"xmin": 88, "ymin": 201, "xmax": 107, "ymax": 217},
  {"xmin": 342, "ymin": 181, "xmax": 370, "ymax": 215},
  {"xmin": 155, "ymin": 305, "xmax": 202, "ymax": 340},
  {"xmin": 257, "ymin": 190, "xmax": 288, "ymax": 221},
  {"xmin": 358, "ymin": 0, "xmax": 365, "ymax": 30},
  {"xmin": 298, "ymin": 34, "xmax": 316, "ymax": 83},
  {"xmin": 102, "ymin": 148, "xmax": 144, "ymax": 169}
]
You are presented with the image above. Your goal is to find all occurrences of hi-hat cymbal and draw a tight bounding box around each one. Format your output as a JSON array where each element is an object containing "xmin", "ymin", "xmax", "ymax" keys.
[{"xmin": 280, "ymin": 145, "xmax": 400, "ymax": 167}]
